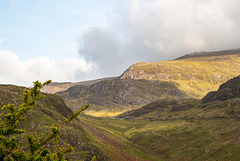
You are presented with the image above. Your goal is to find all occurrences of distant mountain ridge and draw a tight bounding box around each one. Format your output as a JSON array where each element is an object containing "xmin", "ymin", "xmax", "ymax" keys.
[
  {"xmin": 175, "ymin": 48, "xmax": 240, "ymax": 60},
  {"xmin": 42, "ymin": 76, "xmax": 118, "ymax": 94}
]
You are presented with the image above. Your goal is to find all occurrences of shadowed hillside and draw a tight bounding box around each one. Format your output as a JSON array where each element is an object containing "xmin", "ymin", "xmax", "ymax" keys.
[
  {"xmin": 175, "ymin": 48, "xmax": 240, "ymax": 60},
  {"xmin": 56, "ymin": 79, "xmax": 187, "ymax": 117},
  {"xmin": 118, "ymin": 75, "xmax": 240, "ymax": 120},
  {"xmin": 202, "ymin": 75, "xmax": 240, "ymax": 103}
]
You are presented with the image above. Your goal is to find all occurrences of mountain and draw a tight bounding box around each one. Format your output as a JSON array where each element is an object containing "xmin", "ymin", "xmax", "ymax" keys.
[
  {"xmin": 42, "ymin": 77, "xmax": 118, "ymax": 94},
  {"xmin": 117, "ymin": 75, "xmax": 240, "ymax": 120},
  {"xmin": 110, "ymin": 76, "xmax": 240, "ymax": 160},
  {"xmin": 120, "ymin": 52, "xmax": 240, "ymax": 98},
  {"xmin": 175, "ymin": 48, "xmax": 240, "ymax": 60},
  {"xmin": 45, "ymin": 49, "xmax": 240, "ymax": 117},
  {"xmin": 56, "ymin": 79, "xmax": 187, "ymax": 117},
  {"xmin": 0, "ymin": 84, "xmax": 107, "ymax": 161}
]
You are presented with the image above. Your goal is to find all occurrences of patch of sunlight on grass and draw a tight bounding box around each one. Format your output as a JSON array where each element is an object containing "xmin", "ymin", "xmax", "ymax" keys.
[
  {"xmin": 124, "ymin": 120, "xmax": 188, "ymax": 138},
  {"xmin": 129, "ymin": 55, "xmax": 240, "ymax": 98},
  {"xmin": 85, "ymin": 110, "xmax": 124, "ymax": 117}
]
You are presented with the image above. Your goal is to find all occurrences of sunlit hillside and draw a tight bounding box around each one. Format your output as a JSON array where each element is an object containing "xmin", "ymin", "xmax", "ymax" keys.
[{"xmin": 120, "ymin": 54, "xmax": 240, "ymax": 98}]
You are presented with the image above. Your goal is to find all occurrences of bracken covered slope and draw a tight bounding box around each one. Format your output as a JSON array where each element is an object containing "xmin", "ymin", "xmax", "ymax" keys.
[{"xmin": 120, "ymin": 54, "xmax": 240, "ymax": 98}]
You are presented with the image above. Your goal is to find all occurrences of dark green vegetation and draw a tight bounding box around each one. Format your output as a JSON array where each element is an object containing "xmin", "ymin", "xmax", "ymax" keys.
[
  {"xmin": 0, "ymin": 83, "xmax": 107, "ymax": 161},
  {"xmin": 57, "ymin": 79, "xmax": 187, "ymax": 117}
]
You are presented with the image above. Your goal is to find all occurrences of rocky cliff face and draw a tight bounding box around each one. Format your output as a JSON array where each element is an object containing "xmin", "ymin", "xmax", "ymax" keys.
[{"xmin": 202, "ymin": 75, "xmax": 240, "ymax": 103}]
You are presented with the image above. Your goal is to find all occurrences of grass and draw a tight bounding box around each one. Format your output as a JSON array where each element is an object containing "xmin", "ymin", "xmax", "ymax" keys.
[
  {"xmin": 80, "ymin": 116, "xmax": 240, "ymax": 161},
  {"xmin": 120, "ymin": 54, "xmax": 240, "ymax": 98},
  {"xmin": 80, "ymin": 115, "xmax": 163, "ymax": 161},
  {"xmin": 84, "ymin": 110, "xmax": 126, "ymax": 117}
]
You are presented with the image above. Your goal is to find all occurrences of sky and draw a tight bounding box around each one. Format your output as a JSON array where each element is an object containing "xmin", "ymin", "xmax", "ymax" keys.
[{"xmin": 1, "ymin": 0, "xmax": 240, "ymax": 86}]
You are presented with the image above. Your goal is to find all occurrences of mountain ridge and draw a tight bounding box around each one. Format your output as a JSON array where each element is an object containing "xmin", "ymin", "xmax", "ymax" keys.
[
  {"xmin": 42, "ymin": 76, "xmax": 118, "ymax": 94},
  {"xmin": 175, "ymin": 48, "xmax": 240, "ymax": 60},
  {"xmin": 117, "ymin": 75, "xmax": 240, "ymax": 120},
  {"xmin": 56, "ymin": 79, "xmax": 187, "ymax": 117},
  {"xmin": 43, "ymin": 48, "xmax": 240, "ymax": 117},
  {"xmin": 120, "ymin": 54, "xmax": 240, "ymax": 98}
]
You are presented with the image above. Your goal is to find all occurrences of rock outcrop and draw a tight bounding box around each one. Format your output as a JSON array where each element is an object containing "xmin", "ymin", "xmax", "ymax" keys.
[
  {"xmin": 57, "ymin": 79, "xmax": 188, "ymax": 112},
  {"xmin": 202, "ymin": 75, "xmax": 240, "ymax": 103}
]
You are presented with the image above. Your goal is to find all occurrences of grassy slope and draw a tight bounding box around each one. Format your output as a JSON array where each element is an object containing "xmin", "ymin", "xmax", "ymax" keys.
[
  {"xmin": 117, "ymin": 98, "xmax": 240, "ymax": 120},
  {"xmin": 123, "ymin": 119, "xmax": 240, "ymax": 161},
  {"xmin": 79, "ymin": 115, "xmax": 163, "ymax": 161},
  {"xmin": 175, "ymin": 48, "xmax": 240, "ymax": 60},
  {"xmin": 0, "ymin": 85, "xmax": 107, "ymax": 161},
  {"xmin": 57, "ymin": 79, "xmax": 187, "ymax": 117},
  {"xmin": 81, "ymin": 76, "xmax": 240, "ymax": 160},
  {"xmin": 120, "ymin": 54, "xmax": 240, "ymax": 98},
  {"xmin": 118, "ymin": 74, "xmax": 240, "ymax": 120},
  {"xmin": 80, "ymin": 111, "xmax": 240, "ymax": 160}
]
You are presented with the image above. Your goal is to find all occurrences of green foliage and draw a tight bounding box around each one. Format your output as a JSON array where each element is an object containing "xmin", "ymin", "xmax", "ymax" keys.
[{"xmin": 0, "ymin": 80, "xmax": 89, "ymax": 161}]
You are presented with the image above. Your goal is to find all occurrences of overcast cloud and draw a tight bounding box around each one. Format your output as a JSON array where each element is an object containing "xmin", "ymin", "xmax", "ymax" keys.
[
  {"xmin": 79, "ymin": 0, "xmax": 240, "ymax": 76},
  {"xmin": 1, "ymin": 0, "xmax": 240, "ymax": 86}
]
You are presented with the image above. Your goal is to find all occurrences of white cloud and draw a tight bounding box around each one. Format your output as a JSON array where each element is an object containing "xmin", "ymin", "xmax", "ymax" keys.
[
  {"xmin": 79, "ymin": 0, "xmax": 240, "ymax": 77},
  {"xmin": 123, "ymin": 0, "xmax": 240, "ymax": 55},
  {"xmin": 0, "ymin": 50, "xmax": 96, "ymax": 86}
]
